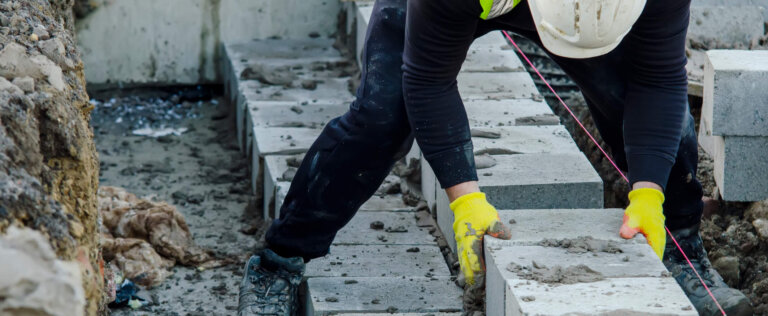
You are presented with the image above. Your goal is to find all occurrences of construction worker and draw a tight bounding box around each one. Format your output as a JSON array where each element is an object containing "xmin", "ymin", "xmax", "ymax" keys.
[{"xmin": 238, "ymin": 0, "xmax": 753, "ymax": 315}]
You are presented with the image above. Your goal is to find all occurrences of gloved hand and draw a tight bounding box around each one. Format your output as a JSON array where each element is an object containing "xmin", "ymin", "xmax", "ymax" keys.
[
  {"xmin": 619, "ymin": 188, "xmax": 666, "ymax": 259},
  {"xmin": 450, "ymin": 192, "xmax": 511, "ymax": 286}
]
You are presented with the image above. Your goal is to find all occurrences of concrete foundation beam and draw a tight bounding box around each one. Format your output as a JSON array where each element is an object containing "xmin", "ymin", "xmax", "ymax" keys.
[
  {"xmin": 250, "ymin": 127, "xmax": 320, "ymax": 196},
  {"xmin": 305, "ymin": 245, "xmax": 450, "ymax": 278},
  {"xmin": 688, "ymin": 6, "xmax": 765, "ymax": 48},
  {"xmin": 703, "ymin": 50, "xmax": 768, "ymax": 136},
  {"xmin": 303, "ymin": 277, "xmax": 462, "ymax": 315}
]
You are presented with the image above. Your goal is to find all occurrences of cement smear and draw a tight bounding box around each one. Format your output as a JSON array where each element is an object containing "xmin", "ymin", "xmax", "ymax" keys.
[{"xmin": 507, "ymin": 261, "xmax": 605, "ymax": 285}]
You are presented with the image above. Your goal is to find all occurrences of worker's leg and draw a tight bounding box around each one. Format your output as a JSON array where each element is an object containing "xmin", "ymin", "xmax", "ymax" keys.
[{"xmin": 264, "ymin": 0, "xmax": 412, "ymax": 261}]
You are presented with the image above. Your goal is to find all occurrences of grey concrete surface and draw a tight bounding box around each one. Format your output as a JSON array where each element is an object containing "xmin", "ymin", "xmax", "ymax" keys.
[
  {"xmin": 471, "ymin": 126, "xmax": 581, "ymax": 155},
  {"xmin": 333, "ymin": 211, "xmax": 436, "ymax": 246},
  {"xmin": 713, "ymin": 135, "xmax": 768, "ymax": 201},
  {"xmin": 458, "ymin": 72, "xmax": 542, "ymax": 100},
  {"xmin": 305, "ymin": 245, "xmax": 450, "ymax": 277},
  {"xmin": 464, "ymin": 99, "xmax": 556, "ymax": 128},
  {"xmin": 703, "ymin": 50, "xmax": 768, "ymax": 136},
  {"xmin": 78, "ymin": 1, "xmax": 341, "ymax": 85},
  {"xmin": 304, "ymin": 277, "xmax": 462, "ymax": 315}
]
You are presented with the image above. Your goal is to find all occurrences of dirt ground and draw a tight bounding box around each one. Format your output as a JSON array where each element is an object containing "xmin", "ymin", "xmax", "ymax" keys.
[{"xmin": 90, "ymin": 89, "xmax": 267, "ymax": 315}]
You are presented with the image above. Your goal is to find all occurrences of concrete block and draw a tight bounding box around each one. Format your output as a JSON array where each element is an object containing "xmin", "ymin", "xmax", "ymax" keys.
[
  {"xmin": 703, "ymin": 50, "xmax": 768, "ymax": 136},
  {"xmin": 502, "ymin": 277, "xmax": 695, "ymax": 315},
  {"xmin": 420, "ymin": 157, "xmax": 437, "ymax": 212},
  {"xmin": 713, "ymin": 135, "xmax": 768, "ymax": 201},
  {"xmin": 485, "ymin": 242, "xmax": 671, "ymax": 316},
  {"xmin": 698, "ymin": 109, "xmax": 716, "ymax": 155},
  {"xmin": 472, "ymin": 31, "xmax": 508, "ymax": 46},
  {"xmin": 458, "ymin": 72, "xmax": 541, "ymax": 100},
  {"xmin": 304, "ymin": 277, "xmax": 462, "ymax": 315},
  {"xmin": 461, "ymin": 44, "xmax": 524, "ymax": 73},
  {"xmin": 488, "ymin": 209, "xmax": 643, "ymax": 247},
  {"xmin": 688, "ymin": 5, "xmax": 765, "ymax": 48},
  {"xmin": 245, "ymin": 100, "xmax": 347, "ymax": 155},
  {"xmin": 358, "ymin": 195, "xmax": 414, "ymax": 212},
  {"xmin": 464, "ymin": 99, "xmax": 555, "ymax": 128},
  {"xmin": 250, "ymin": 127, "xmax": 319, "ymax": 196},
  {"xmin": 273, "ymin": 182, "xmax": 291, "ymax": 219},
  {"xmin": 334, "ymin": 212, "xmax": 436, "ymax": 246},
  {"xmin": 475, "ymin": 154, "xmax": 602, "ymax": 209},
  {"xmin": 305, "ymin": 245, "xmax": 450, "ymax": 278},
  {"xmin": 436, "ymin": 154, "xmax": 603, "ymax": 253},
  {"xmin": 405, "ymin": 143, "xmax": 420, "ymax": 165},
  {"xmin": 471, "ymin": 126, "xmax": 580, "ymax": 156},
  {"xmin": 263, "ymin": 155, "xmax": 299, "ymax": 218},
  {"xmin": 355, "ymin": 2, "xmax": 374, "ymax": 68}
]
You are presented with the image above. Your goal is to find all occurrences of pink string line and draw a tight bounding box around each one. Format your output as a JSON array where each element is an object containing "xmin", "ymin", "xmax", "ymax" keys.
[{"xmin": 501, "ymin": 30, "xmax": 726, "ymax": 315}]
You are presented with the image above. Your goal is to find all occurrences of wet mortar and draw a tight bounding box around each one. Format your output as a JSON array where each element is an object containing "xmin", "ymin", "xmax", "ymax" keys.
[{"xmin": 91, "ymin": 89, "xmax": 266, "ymax": 315}]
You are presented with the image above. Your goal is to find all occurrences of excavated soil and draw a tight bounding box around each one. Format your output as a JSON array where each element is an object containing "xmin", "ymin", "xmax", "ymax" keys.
[{"xmin": 90, "ymin": 90, "xmax": 267, "ymax": 315}]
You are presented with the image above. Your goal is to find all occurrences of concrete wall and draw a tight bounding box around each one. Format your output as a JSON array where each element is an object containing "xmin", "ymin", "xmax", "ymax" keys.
[{"xmin": 76, "ymin": 0, "xmax": 341, "ymax": 85}]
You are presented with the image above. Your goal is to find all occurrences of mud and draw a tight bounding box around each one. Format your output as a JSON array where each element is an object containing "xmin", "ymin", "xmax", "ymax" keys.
[
  {"xmin": 507, "ymin": 261, "xmax": 605, "ymax": 285},
  {"xmin": 538, "ymin": 236, "xmax": 623, "ymax": 254},
  {"xmin": 91, "ymin": 92, "xmax": 265, "ymax": 315}
]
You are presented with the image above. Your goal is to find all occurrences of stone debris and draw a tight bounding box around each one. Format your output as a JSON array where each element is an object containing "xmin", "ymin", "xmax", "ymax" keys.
[
  {"xmin": 0, "ymin": 42, "xmax": 64, "ymax": 91},
  {"xmin": 11, "ymin": 76, "xmax": 34, "ymax": 92},
  {"xmin": 0, "ymin": 227, "xmax": 85, "ymax": 316}
]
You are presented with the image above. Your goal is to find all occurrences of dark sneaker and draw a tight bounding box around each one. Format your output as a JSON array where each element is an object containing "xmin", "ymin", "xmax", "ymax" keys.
[
  {"xmin": 238, "ymin": 249, "xmax": 305, "ymax": 316},
  {"xmin": 663, "ymin": 224, "xmax": 753, "ymax": 316}
]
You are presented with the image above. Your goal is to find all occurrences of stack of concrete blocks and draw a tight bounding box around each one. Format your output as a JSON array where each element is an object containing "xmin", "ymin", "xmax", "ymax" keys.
[
  {"xmin": 699, "ymin": 50, "xmax": 768, "ymax": 201},
  {"xmin": 222, "ymin": 39, "xmax": 355, "ymax": 218},
  {"xmin": 484, "ymin": 209, "xmax": 696, "ymax": 315},
  {"xmin": 684, "ymin": 2, "xmax": 765, "ymax": 96},
  {"xmin": 223, "ymin": 36, "xmax": 463, "ymax": 315}
]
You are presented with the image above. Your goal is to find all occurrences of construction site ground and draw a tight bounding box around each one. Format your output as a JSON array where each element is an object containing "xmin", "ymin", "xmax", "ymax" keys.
[{"xmin": 92, "ymin": 92, "xmax": 264, "ymax": 315}]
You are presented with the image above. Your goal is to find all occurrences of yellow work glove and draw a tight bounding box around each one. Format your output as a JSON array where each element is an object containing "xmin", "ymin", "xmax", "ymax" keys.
[
  {"xmin": 450, "ymin": 192, "xmax": 511, "ymax": 286},
  {"xmin": 619, "ymin": 188, "xmax": 666, "ymax": 259}
]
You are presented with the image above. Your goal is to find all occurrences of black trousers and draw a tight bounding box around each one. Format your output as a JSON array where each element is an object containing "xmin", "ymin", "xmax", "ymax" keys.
[{"xmin": 265, "ymin": 0, "xmax": 703, "ymax": 261}]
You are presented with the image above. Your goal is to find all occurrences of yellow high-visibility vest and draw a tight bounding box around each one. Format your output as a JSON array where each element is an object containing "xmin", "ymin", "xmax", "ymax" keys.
[{"xmin": 479, "ymin": 0, "xmax": 522, "ymax": 20}]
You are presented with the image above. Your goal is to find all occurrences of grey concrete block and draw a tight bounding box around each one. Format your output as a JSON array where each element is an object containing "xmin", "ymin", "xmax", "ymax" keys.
[
  {"xmin": 355, "ymin": 3, "xmax": 374, "ymax": 68},
  {"xmin": 703, "ymin": 50, "xmax": 768, "ymax": 136},
  {"xmin": 461, "ymin": 44, "xmax": 524, "ymax": 73},
  {"xmin": 420, "ymin": 156, "xmax": 437, "ymax": 212},
  {"xmin": 458, "ymin": 72, "xmax": 541, "ymax": 100},
  {"xmin": 464, "ymin": 99, "xmax": 555, "ymax": 128},
  {"xmin": 250, "ymin": 127, "xmax": 319, "ymax": 196},
  {"xmin": 471, "ymin": 126, "xmax": 580, "ymax": 155},
  {"xmin": 334, "ymin": 212, "xmax": 436, "ymax": 246},
  {"xmin": 476, "ymin": 154, "xmax": 602, "ymax": 209},
  {"xmin": 713, "ymin": 135, "xmax": 768, "ymax": 201},
  {"xmin": 304, "ymin": 277, "xmax": 462, "ymax": 315},
  {"xmin": 502, "ymin": 277, "xmax": 695, "ymax": 315},
  {"xmin": 485, "ymin": 242, "xmax": 666, "ymax": 315},
  {"xmin": 698, "ymin": 111, "xmax": 716, "ymax": 156},
  {"xmin": 273, "ymin": 182, "xmax": 291, "ymax": 219},
  {"xmin": 488, "ymin": 209, "xmax": 644, "ymax": 247},
  {"xmin": 244, "ymin": 100, "xmax": 346, "ymax": 156},
  {"xmin": 692, "ymin": 0, "xmax": 768, "ymax": 22},
  {"xmin": 688, "ymin": 6, "xmax": 765, "ymax": 48},
  {"xmin": 263, "ymin": 155, "xmax": 300, "ymax": 218},
  {"xmin": 436, "ymin": 154, "xmax": 603, "ymax": 253},
  {"xmin": 358, "ymin": 195, "xmax": 414, "ymax": 212},
  {"xmin": 305, "ymin": 245, "xmax": 450, "ymax": 278}
]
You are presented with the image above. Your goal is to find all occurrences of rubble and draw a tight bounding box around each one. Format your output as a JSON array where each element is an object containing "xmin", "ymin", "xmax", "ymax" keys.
[{"xmin": 0, "ymin": 227, "xmax": 86, "ymax": 316}]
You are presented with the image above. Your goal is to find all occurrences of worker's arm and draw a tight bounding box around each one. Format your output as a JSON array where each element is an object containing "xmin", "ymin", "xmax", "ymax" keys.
[
  {"xmin": 618, "ymin": 0, "xmax": 691, "ymax": 259},
  {"xmin": 402, "ymin": 0, "xmax": 512, "ymax": 286},
  {"xmin": 402, "ymin": 0, "xmax": 480, "ymax": 189}
]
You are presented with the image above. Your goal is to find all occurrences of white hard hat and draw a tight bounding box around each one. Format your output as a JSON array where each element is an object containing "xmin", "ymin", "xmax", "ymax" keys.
[{"xmin": 528, "ymin": 0, "xmax": 647, "ymax": 59}]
